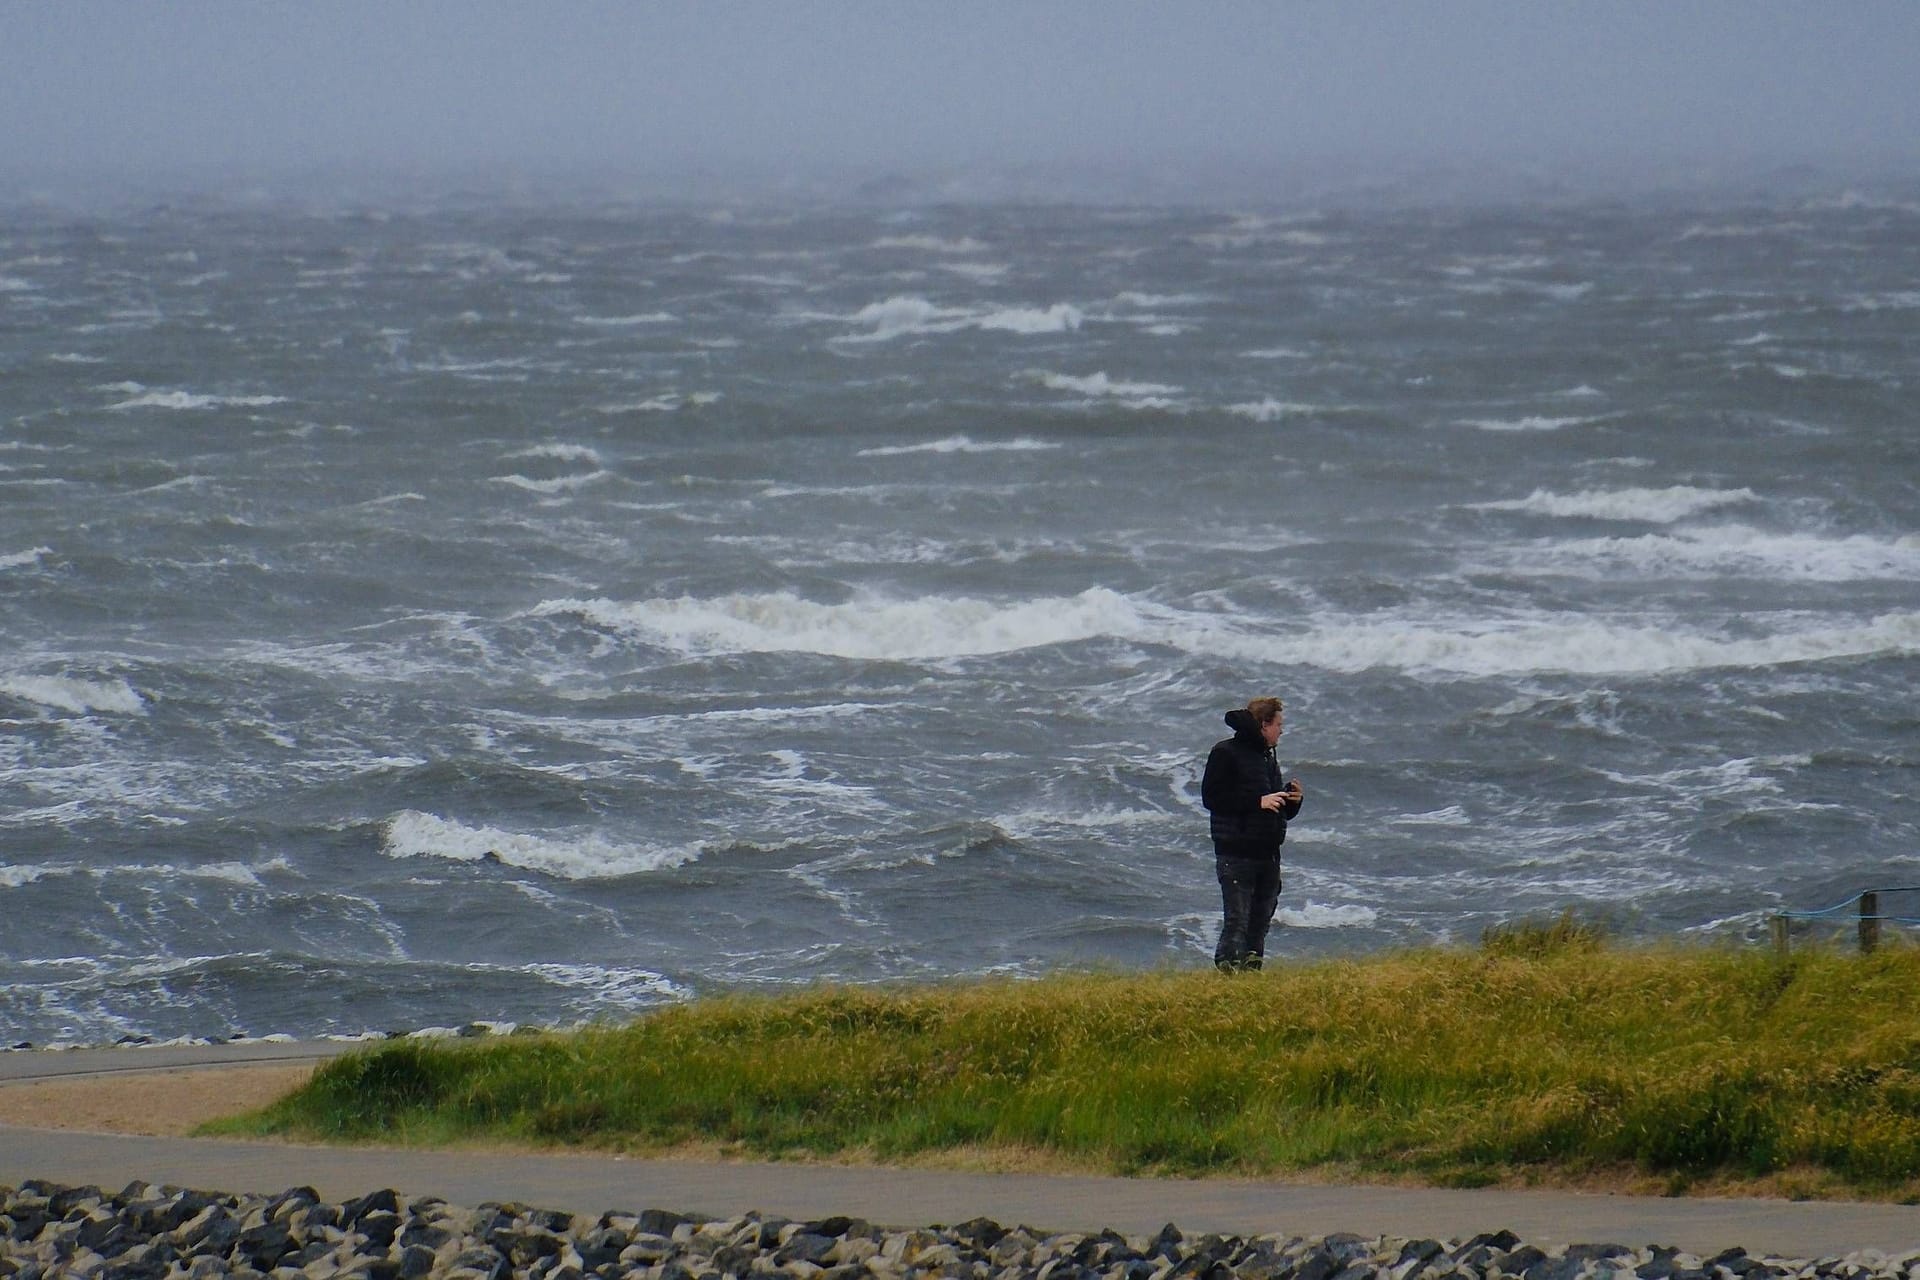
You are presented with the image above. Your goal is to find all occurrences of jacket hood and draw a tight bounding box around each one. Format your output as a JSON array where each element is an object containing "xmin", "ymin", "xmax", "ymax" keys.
[{"xmin": 1224, "ymin": 707, "xmax": 1264, "ymax": 739}]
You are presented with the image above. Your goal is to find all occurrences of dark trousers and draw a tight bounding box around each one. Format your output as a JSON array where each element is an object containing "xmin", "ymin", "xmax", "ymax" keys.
[{"xmin": 1215, "ymin": 855, "xmax": 1281, "ymax": 970}]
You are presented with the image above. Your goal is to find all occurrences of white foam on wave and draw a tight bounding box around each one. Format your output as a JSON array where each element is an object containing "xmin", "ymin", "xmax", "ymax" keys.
[
  {"xmin": 871, "ymin": 235, "xmax": 988, "ymax": 253},
  {"xmin": 857, "ymin": 435, "xmax": 1060, "ymax": 457},
  {"xmin": 1241, "ymin": 347, "xmax": 1309, "ymax": 360},
  {"xmin": 538, "ymin": 587, "xmax": 1920, "ymax": 677},
  {"xmin": 1470, "ymin": 485, "xmax": 1757, "ymax": 523},
  {"xmin": 596, "ymin": 392, "xmax": 721, "ymax": 414},
  {"xmin": 840, "ymin": 295, "xmax": 971, "ymax": 340},
  {"xmin": 383, "ymin": 810, "xmax": 697, "ymax": 879},
  {"xmin": 0, "ymin": 864, "xmax": 75, "ymax": 889},
  {"xmin": 939, "ymin": 262, "xmax": 1011, "ymax": 282},
  {"xmin": 521, "ymin": 961, "xmax": 690, "ymax": 1005},
  {"xmin": 1456, "ymin": 415, "xmax": 1594, "ymax": 432},
  {"xmin": 0, "ymin": 547, "xmax": 51, "ymax": 570},
  {"xmin": 839, "ymin": 295, "xmax": 1082, "ymax": 342},
  {"xmin": 532, "ymin": 586, "xmax": 1160, "ymax": 660},
  {"xmin": 1844, "ymin": 291, "xmax": 1920, "ymax": 313},
  {"xmin": 48, "ymin": 352, "xmax": 105, "ymax": 364},
  {"xmin": 1111, "ymin": 291, "xmax": 1202, "ymax": 308},
  {"xmin": 491, "ymin": 469, "xmax": 613, "ymax": 495},
  {"xmin": 109, "ymin": 390, "xmax": 287, "ymax": 411},
  {"xmin": 1227, "ymin": 398, "xmax": 1317, "ymax": 423},
  {"xmin": 504, "ymin": 443, "xmax": 604, "ymax": 465},
  {"xmin": 978, "ymin": 303, "xmax": 1082, "ymax": 334},
  {"xmin": 1392, "ymin": 805, "xmax": 1473, "ymax": 827},
  {"xmin": 1276, "ymin": 902, "xmax": 1379, "ymax": 928},
  {"xmin": 1514, "ymin": 527, "xmax": 1920, "ymax": 582},
  {"xmin": 574, "ymin": 312, "xmax": 677, "ymax": 326},
  {"xmin": 1258, "ymin": 611, "xmax": 1920, "ymax": 677},
  {"xmin": 0, "ymin": 675, "xmax": 146, "ymax": 716},
  {"xmin": 1038, "ymin": 371, "xmax": 1181, "ymax": 398}
]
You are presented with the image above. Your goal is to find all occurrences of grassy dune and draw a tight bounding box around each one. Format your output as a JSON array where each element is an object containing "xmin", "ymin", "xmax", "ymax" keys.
[{"xmin": 211, "ymin": 928, "xmax": 1920, "ymax": 1199}]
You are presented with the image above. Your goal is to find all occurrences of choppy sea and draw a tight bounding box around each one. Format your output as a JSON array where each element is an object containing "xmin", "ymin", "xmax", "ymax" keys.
[{"xmin": 2, "ymin": 194, "xmax": 1916, "ymax": 1046}]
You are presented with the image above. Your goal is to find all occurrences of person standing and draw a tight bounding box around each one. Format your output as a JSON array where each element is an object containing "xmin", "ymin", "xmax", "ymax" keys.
[{"xmin": 1200, "ymin": 696, "xmax": 1302, "ymax": 971}]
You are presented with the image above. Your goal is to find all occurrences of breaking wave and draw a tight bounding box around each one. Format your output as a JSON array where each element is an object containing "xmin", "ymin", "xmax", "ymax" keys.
[
  {"xmin": 108, "ymin": 391, "xmax": 287, "ymax": 411},
  {"xmin": 857, "ymin": 436, "xmax": 1061, "ymax": 457},
  {"xmin": 1470, "ymin": 485, "xmax": 1758, "ymax": 522},
  {"xmin": 382, "ymin": 810, "xmax": 697, "ymax": 879},
  {"xmin": 532, "ymin": 587, "xmax": 1163, "ymax": 660},
  {"xmin": 0, "ymin": 675, "xmax": 147, "ymax": 716}
]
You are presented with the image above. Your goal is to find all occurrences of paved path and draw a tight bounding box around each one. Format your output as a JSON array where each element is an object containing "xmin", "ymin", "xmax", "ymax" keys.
[{"xmin": 4, "ymin": 1044, "xmax": 1920, "ymax": 1258}]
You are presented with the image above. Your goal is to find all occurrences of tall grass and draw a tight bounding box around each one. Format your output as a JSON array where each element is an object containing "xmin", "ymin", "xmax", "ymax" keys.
[{"xmin": 215, "ymin": 938, "xmax": 1920, "ymax": 1197}]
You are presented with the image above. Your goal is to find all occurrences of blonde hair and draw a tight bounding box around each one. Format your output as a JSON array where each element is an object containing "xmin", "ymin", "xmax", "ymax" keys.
[{"xmin": 1246, "ymin": 696, "xmax": 1284, "ymax": 726}]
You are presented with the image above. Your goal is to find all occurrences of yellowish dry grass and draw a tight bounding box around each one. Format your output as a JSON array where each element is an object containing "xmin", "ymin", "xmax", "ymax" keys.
[{"xmin": 208, "ymin": 936, "xmax": 1920, "ymax": 1199}]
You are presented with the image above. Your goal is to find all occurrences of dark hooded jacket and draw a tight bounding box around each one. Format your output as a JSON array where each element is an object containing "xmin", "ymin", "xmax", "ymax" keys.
[{"xmin": 1201, "ymin": 707, "xmax": 1301, "ymax": 859}]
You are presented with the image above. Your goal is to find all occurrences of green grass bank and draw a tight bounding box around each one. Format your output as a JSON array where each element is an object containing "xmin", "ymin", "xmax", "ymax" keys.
[{"xmin": 211, "ymin": 933, "xmax": 1920, "ymax": 1199}]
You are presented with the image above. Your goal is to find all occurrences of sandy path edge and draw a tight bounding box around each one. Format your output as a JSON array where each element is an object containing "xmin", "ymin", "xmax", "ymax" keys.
[{"xmin": 0, "ymin": 1062, "xmax": 318, "ymax": 1136}]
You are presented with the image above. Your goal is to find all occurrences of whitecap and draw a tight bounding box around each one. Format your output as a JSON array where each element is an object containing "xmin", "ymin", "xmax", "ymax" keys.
[
  {"xmin": 108, "ymin": 391, "xmax": 287, "ymax": 411},
  {"xmin": 1111, "ymin": 291, "xmax": 1203, "ymax": 308},
  {"xmin": 490, "ymin": 469, "xmax": 613, "ymax": 495},
  {"xmin": 976, "ymin": 303, "xmax": 1082, "ymax": 334},
  {"xmin": 531, "ymin": 586, "xmax": 1162, "ymax": 661},
  {"xmin": 1037, "ymin": 371, "xmax": 1181, "ymax": 397},
  {"xmin": 1240, "ymin": 347, "xmax": 1309, "ymax": 360},
  {"xmin": 1275, "ymin": 902, "xmax": 1379, "ymax": 928},
  {"xmin": 48, "ymin": 353, "xmax": 105, "ymax": 364},
  {"xmin": 1227, "ymin": 398, "xmax": 1317, "ymax": 422},
  {"xmin": 0, "ymin": 865, "xmax": 75, "ymax": 889},
  {"xmin": 574, "ymin": 312, "xmax": 677, "ymax": 326},
  {"xmin": 1510, "ymin": 527, "xmax": 1920, "ymax": 583},
  {"xmin": 598, "ymin": 397, "xmax": 684, "ymax": 414},
  {"xmin": 1248, "ymin": 611, "xmax": 1920, "ymax": 678},
  {"xmin": 1469, "ymin": 485, "xmax": 1757, "ymax": 522},
  {"xmin": 839, "ymin": 295, "xmax": 1081, "ymax": 342},
  {"xmin": 382, "ymin": 810, "xmax": 697, "ymax": 879},
  {"xmin": 938, "ymin": 262, "xmax": 1011, "ymax": 281},
  {"xmin": 870, "ymin": 235, "xmax": 988, "ymax": 253},
  {"xmin": 857, "ymin": 435, "xmax": 1060, "ymax": 457},
  {"xmin": 596, "ymin": 392, "xmax": 719, "ymax": 414},
  {"xmin": 0, "ymin": 547, "xmax": 51, "ymax": 570},
  {"xmin": 0, "ymin": 675, "xmax": 146, "ymax": 716},
  {"xmin": 503, "ymin": 443, "xmax": 604, "ymax": 465},
  {"xmin": 1391, "ymin": 806, "xmax": 1473, "ymax": 827},
  {"xmin": 521, "ymin": 961, "xmax": 689, "ymax": 1004},
  {"xmin": 1456, "ymin": 415, "xmax": 1593, "ymax": 432}
]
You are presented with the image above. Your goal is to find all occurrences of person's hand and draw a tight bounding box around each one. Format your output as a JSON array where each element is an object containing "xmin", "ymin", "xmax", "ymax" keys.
[
  {"xmin": 1285, "ymin": 779, "xmax": 1304, "ymax": 800},
  {"xmin": 1260, "ymin": 792, "xmax": 1287, "ymax": 812}
]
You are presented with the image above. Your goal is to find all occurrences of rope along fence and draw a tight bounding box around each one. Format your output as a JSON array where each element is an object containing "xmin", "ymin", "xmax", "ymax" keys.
[{"xmin": 1771, "ymin": 886, "xmax": 1920, "ymax": 956}]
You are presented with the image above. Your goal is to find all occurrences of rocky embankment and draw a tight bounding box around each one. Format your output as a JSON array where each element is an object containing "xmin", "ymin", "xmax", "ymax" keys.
[{"xmin": 2, "ymin": 1180, "xmax": 1911, "ymax": 1280}]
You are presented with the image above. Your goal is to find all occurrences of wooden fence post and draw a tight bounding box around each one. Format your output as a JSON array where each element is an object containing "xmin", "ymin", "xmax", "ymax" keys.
[
  {"xmin": 1771, "ymin": 914, "xmax": 1790, "ymax": 960},
  {"xmin": 1860, "ymin": 891, "xmax": 1880, "ymax": 954}
]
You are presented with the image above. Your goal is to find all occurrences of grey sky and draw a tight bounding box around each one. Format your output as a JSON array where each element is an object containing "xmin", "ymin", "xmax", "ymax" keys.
[{"xmin": 6, "ymin": 2, "xmax": 1918, "ymax": 196}]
